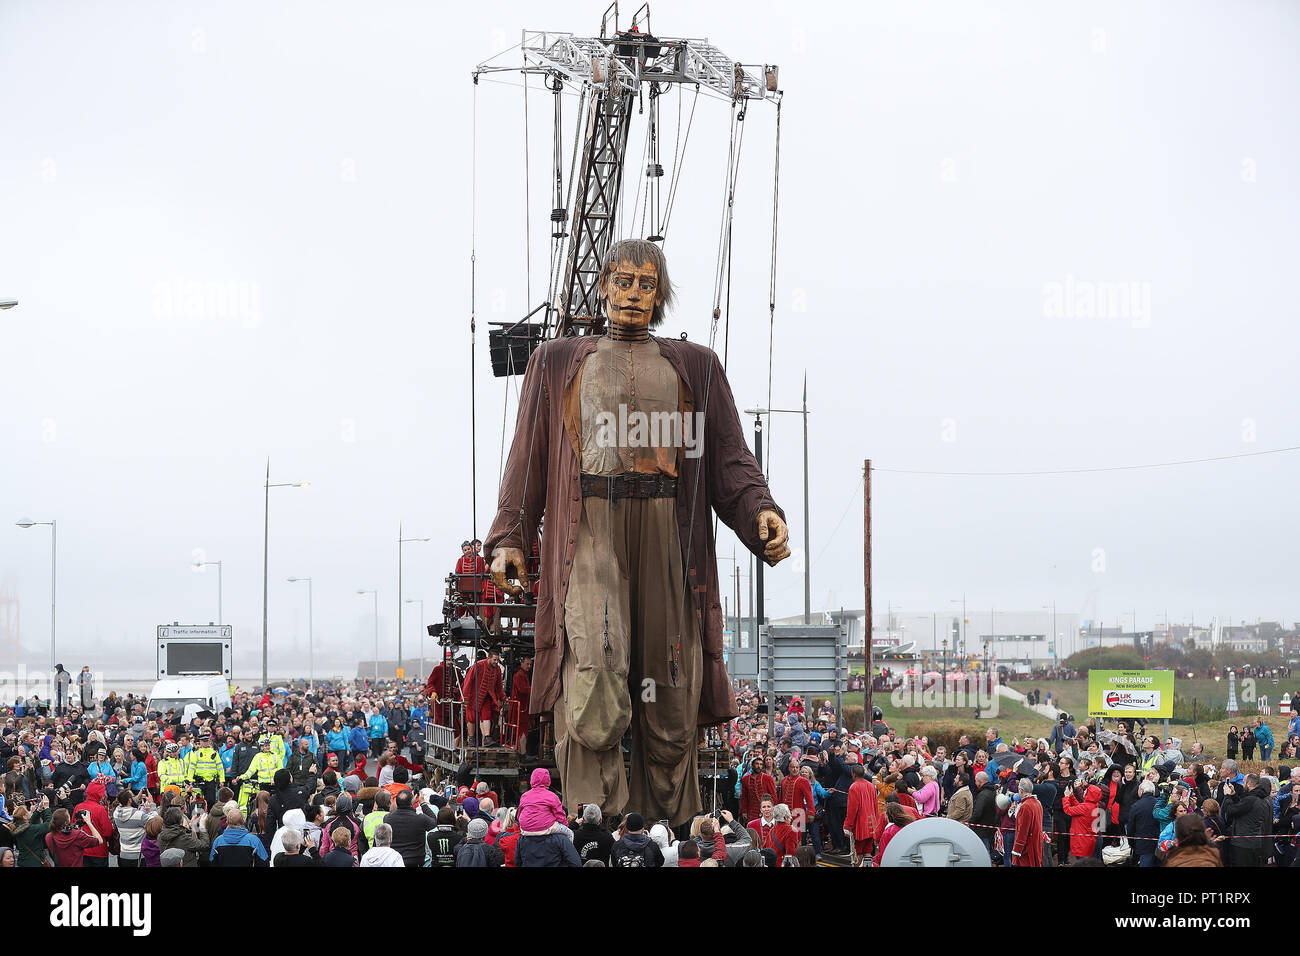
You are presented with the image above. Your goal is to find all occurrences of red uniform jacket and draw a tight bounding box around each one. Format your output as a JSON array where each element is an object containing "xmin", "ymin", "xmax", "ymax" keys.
[
  {"xmin": 779, "ymin": 774, "xmax": 815, "ymax": 824},
  {"xmin": 844, "ymin": 778, "xmax": 881, "ymax": 844},
  {"xmin": 511, "ymin": 668, "xmax": 532, "ymax": 737},
  {"xmin": 462, "ymin": 660, "xmax": 504, "ymax": 720},
  {"xmin": 762, "ymin": 821, "xmax": 799, "ymax": 865},
  {"xmin": 1012, "ymin": 795, "xmax": 1045, "ymax": 866},
  {"xmin": 741, "ymin": 771, "xmax": 778, "ymax": 823},
  {"xmin": 424, "ymin": 662, "xmax": 462, "ymax": 708}
]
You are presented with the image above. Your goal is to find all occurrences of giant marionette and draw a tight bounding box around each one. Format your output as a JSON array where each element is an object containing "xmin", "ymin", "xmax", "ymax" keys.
[{"xmin": 486, "ymin": 238, "xmax": 789, "ymax": 826}]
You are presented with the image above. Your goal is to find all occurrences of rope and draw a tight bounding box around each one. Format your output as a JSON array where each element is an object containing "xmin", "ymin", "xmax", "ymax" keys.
[
  {"xmin": 660, "ymin": 85, "xmax": 700, "ymax": 244},
  {"xmin": 523, "ymin": 66, "xmax": 532, "ymax": 310},
  {"xmin": 471, "ymin": 78, "xmax": 478, "ymax": 541},
  {"xmin": 764, "ymin": 95, "xmax": 782, "ymax": 478}
]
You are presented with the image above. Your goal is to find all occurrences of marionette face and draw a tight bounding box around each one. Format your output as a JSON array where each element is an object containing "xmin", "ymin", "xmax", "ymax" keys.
[{"xmin": 601, "ymin": 259, "xmax": 661, "ymax": 332}]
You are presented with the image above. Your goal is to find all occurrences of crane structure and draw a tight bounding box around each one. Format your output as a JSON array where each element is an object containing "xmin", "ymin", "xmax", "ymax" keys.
[{"xmin": 475, "ymin": 3, "xmax": 780, "ymax": 359}]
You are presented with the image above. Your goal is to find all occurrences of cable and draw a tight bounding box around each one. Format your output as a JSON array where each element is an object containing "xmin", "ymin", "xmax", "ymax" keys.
[
  {"xmin": 523, "ymin": 67, "xmax": 532, "ymax": 311},
  {"xmin": 872, "ymin": 445, "xmax": 1300, "ymax": 477},
  {"xmin": 764, "ymin": 95, "xmax": 782, "ymax": 476}
]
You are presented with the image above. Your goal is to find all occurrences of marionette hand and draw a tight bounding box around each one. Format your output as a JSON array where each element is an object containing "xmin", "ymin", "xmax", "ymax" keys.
[
  {"xmin": 490, "ymin": 547, "xmax": 528, "ymax": 598},
  {"xmin": 757, "ymin": 510, "xmax": 790, "ymax": 567}
]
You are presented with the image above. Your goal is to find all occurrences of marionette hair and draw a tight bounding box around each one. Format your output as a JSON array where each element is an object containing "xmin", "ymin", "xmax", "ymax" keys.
[{"xmin": 598, "ymin": 238, "xmax": 675, "ymax": 328}]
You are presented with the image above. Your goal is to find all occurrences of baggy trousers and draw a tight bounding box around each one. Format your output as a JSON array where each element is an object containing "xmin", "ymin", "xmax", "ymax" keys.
[{"xmin": 555, "ymin": 494, "xmax": 702, "ymax": 827}]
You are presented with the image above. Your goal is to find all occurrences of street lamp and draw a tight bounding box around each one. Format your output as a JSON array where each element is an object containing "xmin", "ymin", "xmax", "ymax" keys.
[
  {"xmin": 397, "ymin": 524, "xmax": 431, "ymax": 677},
  {"xmin": 261, "ymin": 461, "xmax": 309, "ymax": 689},
  {"xmin": 950, "ymin": 594, "xmax": 967, "ymax": 662},
  {"xmin": 1042, "ymin": 601, "xmax": 1057, "ymax": 661},
  {"xmin": 15, "ymin": 518, "xmax": 55, "ymax": 675},
  {"xmin": 405, "ymin": 598, "xmax": 425, "ymax": 680},
  {"xmin": 744, "ymin": 376, "xmax": 812, "ymax": 624},
  {"xmin": 193, "ymin": 560, "xmax": 223, "ymax": 624},
  {"xmin": 287, "ymin": 577, "xmax": 314, "ymax": 691},
  {"xmin": 357, "ymin": 589, "xmax": 378, "ymax": 680}
]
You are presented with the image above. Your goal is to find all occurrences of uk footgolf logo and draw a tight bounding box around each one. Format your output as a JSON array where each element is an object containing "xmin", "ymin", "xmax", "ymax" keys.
[{"xmin": 1103, "ymin": 690, "xmax": 1161, "ymax": 712}]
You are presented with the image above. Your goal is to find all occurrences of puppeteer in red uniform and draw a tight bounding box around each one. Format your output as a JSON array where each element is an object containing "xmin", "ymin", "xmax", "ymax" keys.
[
  {"xmin": 511, "ymin": 656, "xmax": 533, "ymax": 745},
  {"xmin": 462, "ymin": 649, "xmax": 505, "ymax": 744},
  {"xmin": 423, "ymin": 657, "xmax": 462, "ymax": 729}
]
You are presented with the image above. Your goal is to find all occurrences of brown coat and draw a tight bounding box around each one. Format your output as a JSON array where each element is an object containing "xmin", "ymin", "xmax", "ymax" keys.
[
  {"xmin": 486, "ymin": 335, "xmax": 782, "ymax": 725},
  {"xmin": 1163, "ymin": 843, "xmax": 1223, "ymax": 867}
]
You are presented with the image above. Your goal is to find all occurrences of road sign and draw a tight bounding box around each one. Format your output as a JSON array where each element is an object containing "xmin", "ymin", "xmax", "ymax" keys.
[
  {"xmin": 1087, "ymin": 669, "xmax": 1174, "ymax": 719},
  {"xmin": 157, "ymin": 624, "xmax": 233, "ymax": 678}
]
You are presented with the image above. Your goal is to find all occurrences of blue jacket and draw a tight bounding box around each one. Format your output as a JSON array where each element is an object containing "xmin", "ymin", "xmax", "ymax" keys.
[
  {"xmin": 128, "ymin": 761, "xmax": 148, "ymax": 792},
  {"xmin": 1255, "ymin": 724, "xmax": 1275, "ymax": 748},
  {"xmin": 515, "ymin": 832, "xmax": 582, "ymax": 867},
  {"xmin": 327, "ymin": 729, "xmax": 349, "ymax": 752},
  {"xmin": 1126, "ymin": 793, "xmax": 1161, "ymax": 847},
  {"xmin": 210, "ymin": 826, "xmax": 270, "ymax": 864},
  {"xmin": 810, "ymin": 780, "xmax": 830, "ymax": 809},
  {"xmin": 368, "ymin": 714, "xmax": 388, "ymax": 740},
  {"xmin": 349, "ymin": 726, "xmax": 369, "ymax": 751},
  {"xmin": 218, "ymin": 745, "xmax": 236, "ymax": 772}
]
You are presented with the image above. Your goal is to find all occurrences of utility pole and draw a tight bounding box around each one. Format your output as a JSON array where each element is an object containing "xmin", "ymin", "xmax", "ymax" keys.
[
  {"xmin": 863, "ymin": 459, "xmax": 872, "ymax": 730},
  {"xmin": 753, "ymin": 415, "xmax": 772, "ymax": 742}
]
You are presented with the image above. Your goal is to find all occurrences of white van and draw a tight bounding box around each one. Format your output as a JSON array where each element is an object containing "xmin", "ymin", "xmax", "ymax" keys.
[{"xmin": 147, "ymin": 676, "xmax": 232, "ymax": 717}]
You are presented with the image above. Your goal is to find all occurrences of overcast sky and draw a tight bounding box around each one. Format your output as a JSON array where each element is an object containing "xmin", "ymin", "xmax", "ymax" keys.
[{"xmin": 2, "ymin": 0, "xmax": 1297, "ymax": 679}]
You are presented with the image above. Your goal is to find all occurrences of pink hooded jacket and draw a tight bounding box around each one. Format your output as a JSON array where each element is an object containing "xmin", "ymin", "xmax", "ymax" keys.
[{"xmin": 517, "ymin": 768, "xmax": 567, "ymax": 835}]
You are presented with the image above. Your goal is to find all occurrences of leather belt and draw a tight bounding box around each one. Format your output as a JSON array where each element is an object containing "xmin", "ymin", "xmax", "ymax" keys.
[{"xmin": 580, "ymin": 473, "xmax": 678, "ymax": 500}]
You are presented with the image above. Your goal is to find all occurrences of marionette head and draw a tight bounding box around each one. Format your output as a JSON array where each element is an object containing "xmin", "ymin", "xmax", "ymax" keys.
[{"xmin": 597, "ymin": 238, "xmax": 675, "ymax": 331}]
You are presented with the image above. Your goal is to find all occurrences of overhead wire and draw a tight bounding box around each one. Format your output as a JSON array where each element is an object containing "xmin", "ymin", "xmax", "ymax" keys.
[{"xmin": 872, "ymin": 445, "xmax": 1300, "ymax": 477}]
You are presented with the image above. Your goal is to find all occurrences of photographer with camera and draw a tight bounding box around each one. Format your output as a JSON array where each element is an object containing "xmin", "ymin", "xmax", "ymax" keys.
[
  {"xmin": 46, "ymin": 806, "xmax": 103, "ymax": 867},
  {"xmin": 73, "ymin": 779, "xmax": 114, "ymax": 867}
]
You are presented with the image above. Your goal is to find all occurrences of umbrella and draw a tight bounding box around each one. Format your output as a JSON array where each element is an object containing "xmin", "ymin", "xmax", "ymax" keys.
[
  {"xmin": 904, "ymin": 668, "xmax": 919, "ymax": 676},
  {"xmin": 1097, "ymin": 728, "xmax": 1137, "ymax": 757},
  {"xmin": 181, "ymin": 703, "xmax": 215, "ymax": 723},
  {"xmin": 992, "ymin": 752, "xmax": 1038, "ymax": 777},
  {"xmin": 946, "ymin": 671, "xmax": 967, "ymax": 680},
  {"xmin": 923, "ymin": 671, "xmax": 943, "ymax": 679}
]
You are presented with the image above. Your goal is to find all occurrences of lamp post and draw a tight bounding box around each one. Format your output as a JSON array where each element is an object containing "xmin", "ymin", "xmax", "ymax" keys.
[
  {"xmin": 287, "ymin": 577, "xmax": 314, "ymax": 691},
  {"xmin": 262, "ymin": 461, "xmax": 309, "ymax": 689},
  {"xmin": 1042, "ymin": 601, "xmax": 1056, "ymax": 661},
  {"xmin": 397, "ymin": 524, "xmax": 431, "ymax": 678},
  {"xmin": 950, "ymin": 594, "xmax": 967, "ymax": 662},
  {"xmin": 745, "ymin": 381, "xmax": 812, "ymax": 624},
  {"xmin": 406, "ymin": 598, "xmax": 425, "ymax": 680},
  {"xmin": 357, "ymin": 589, "xmax": 379, "ymax": 680},
  {"xmin": 193, "ymin": 560, "xmax": 223, "ymax": 624},
  {"xmin": 15, "ymin": 518, "xmax": 55, "ymax": 675}
]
